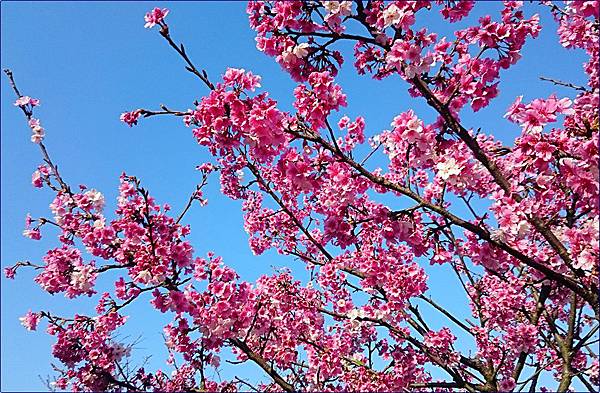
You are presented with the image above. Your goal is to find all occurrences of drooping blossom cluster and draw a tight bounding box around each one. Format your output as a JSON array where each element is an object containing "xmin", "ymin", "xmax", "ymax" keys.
[
  {"xmin": 504, "ymin": 94, "xmax": 575, "ymax": 132},
  {"xmin": 144, "ymin": 7, "xmax": 169, "ymax": 29},
  {"xmin": 293, "ymin": 71, "xmax": 347, "ymax": 129},
  {"xmin": 47, "ymin": 311, "xmax": 130, "ymax": 391},
  {"xmin": 19, "ymin": 310, "xmax": 39, "ymax": 331},
  {"xmin": 34, "ymin": 246, "xmax": 97, "ymax": 298},
  {"xmin": 14, "ymin": 95, "xmax": 39, "ymax": 107},
  {"xmin": 5, "ymin": 1, "xmax": 600, "ymax": 392},
  {"xmin": 119, "ymin": 109, "xmax": 142, "ymax": 127}
]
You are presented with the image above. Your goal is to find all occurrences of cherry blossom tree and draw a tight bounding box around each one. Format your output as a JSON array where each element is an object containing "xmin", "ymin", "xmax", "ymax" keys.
[{"xmin": 4, "ymin": 1, "xmax": 599, "ymax": 391}]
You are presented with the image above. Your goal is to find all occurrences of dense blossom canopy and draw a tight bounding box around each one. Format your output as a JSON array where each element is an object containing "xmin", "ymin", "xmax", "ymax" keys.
[{"xmin": 4, "ymin": 1, "xmax": 599, "ymax": 392}]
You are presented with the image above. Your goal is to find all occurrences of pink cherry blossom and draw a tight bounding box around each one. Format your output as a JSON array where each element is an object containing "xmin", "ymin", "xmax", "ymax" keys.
[
  {"xmin": 120, "ymin": 109, "xmax": 142, "ymax": 126},
  {"xmin": 4, "ymin": 266, "xmax": 16, "ymax": 279},
  {"xmin": 22, "ymin": 228, "xmax": 41, "ymax": 240},
  {"xmin": 19, "ymin": 310, "xmax": 39, "ymax": 331},
  {"xmin": 14, "ymin": 95, "xmax": 39, "ymax": 107},
  {"xmin": 144, "ymin": 7, "xmax": 169, "ymax": 29}
]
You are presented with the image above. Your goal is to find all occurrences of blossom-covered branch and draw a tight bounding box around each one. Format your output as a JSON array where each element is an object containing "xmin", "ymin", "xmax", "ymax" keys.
[{"xmin": 5, "ymin": 2, "xmax": 599, "ymax": 392}]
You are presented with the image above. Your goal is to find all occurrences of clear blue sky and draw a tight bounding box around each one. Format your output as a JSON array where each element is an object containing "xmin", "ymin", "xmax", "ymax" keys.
[{"xmin": 1, "ymin": 2, "xmax": 589, "ymax": 391}]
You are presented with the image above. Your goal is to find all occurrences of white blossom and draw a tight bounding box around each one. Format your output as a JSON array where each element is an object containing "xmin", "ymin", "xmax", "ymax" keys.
[{"xmin": 436, "ymin": 158, "xmax": 463, "ymax": 180}]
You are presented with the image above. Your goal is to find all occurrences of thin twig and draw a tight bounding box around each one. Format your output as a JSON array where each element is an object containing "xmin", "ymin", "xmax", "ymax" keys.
[{"xmin": 540, "ymin": 76, "xmax": 589, "ymax": 92}]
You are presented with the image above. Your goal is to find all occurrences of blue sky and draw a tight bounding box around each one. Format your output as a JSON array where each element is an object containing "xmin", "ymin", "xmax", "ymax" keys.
[{"xmin": 1, "ymin": 2, "xmax": 590, "ymax": 391}]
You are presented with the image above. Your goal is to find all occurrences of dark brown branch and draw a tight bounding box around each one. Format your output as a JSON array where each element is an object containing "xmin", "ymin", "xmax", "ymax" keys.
[
  {"xmin": 418, "ymin": 295, "xmax": 473, "ymax": 335},
  {"xmin": 539, "ymin": 76, "xmax": 589, "ymax": 92},
  {"xmin": 230, "ymin": 338, "xmax": 294, "ymax": 392},
  {"xmin": 158, "ymin": 25, "xmax": 215, "ymax": 90},
  {"xmin": 407, "ymin": 381, "xmax": 460, "ymax": 389}
]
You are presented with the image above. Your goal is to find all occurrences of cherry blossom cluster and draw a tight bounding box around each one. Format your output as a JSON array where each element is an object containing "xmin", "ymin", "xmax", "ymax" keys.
[{"xmin": 144, "ymin": 7, "xmax": 169, "ymax": 29}]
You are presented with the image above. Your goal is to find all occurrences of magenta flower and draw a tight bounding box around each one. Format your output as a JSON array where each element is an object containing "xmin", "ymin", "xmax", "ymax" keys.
[
  {"xmin": 144, "ymin": 7, "xmax": 169, "ymax": 29},
  {"xmin": 120, "ymin": 109, "xmax": 142, "ymax": 127},
  {"xmin": 22, "ymin": 228, "xmax": 41, "ymax": 240},
  {"xmin": 19, "ymin": 310, "xmax": 39, "ymax": 331},
  {"xmin": 14, "ymin": 95, "xmax": 40, "ymax": 107},
  {"xmin": 3, "ymin": 266, "xmax": 16, "ymax": 279}
]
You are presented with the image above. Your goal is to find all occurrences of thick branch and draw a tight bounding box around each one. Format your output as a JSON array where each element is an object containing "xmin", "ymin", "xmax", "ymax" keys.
[{"xmin": 230, "ymin": 338, "xmax": 294, "ymax": 392}]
